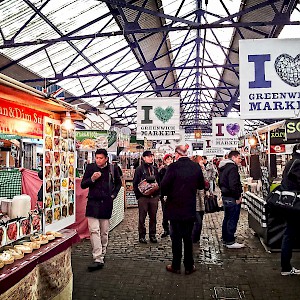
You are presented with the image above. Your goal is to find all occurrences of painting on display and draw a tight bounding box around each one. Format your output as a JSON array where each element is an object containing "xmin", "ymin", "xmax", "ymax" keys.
[
  {"xmin": 43, "ymin": 117, "xmax": 75, "ymax": 232},
  {"xmin": 239, "ymin": 38, "xmax": 300, "ymax": 120}
]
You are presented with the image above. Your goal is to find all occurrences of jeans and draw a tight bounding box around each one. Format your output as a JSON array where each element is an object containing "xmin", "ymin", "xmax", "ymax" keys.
[
  {"xmin": 222, "ymin": 197, "xmax": 241, "ymax": 245},
  {"xmin": 138, "ymin": 196, "xmax": 159, "ymax": 238},
  {"xmin": 281, "ymin": 219, "xmax": 300, "ymax": 272},
  {"xmin": 170, "ymin": 218, "xmax": 195, "ymax": 271},
  {"xmin": 192, "ymin": 211, "xmax": 204, "ymax": 242}
]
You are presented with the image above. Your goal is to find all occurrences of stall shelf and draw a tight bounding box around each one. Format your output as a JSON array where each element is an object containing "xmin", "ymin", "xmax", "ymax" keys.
[{"xmin": 0, "ymin": 229, "xmax": 79, "ymax": 299}]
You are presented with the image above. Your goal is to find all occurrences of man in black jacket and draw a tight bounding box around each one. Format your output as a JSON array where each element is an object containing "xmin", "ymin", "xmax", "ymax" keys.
[
  {"xmin": 161, "ymin": 145, "xmax": 204, "ymax": 275},
  {"xmin": 133, "ymin": 150, "xmax": 160, "ymax": 244},
  {"xmin": 81, "ymin": 149, "xmax": 122, "ymax": 272},
  {"xmin": 218, "ymin": 150, "xmax": 244, "ymax": 249}
]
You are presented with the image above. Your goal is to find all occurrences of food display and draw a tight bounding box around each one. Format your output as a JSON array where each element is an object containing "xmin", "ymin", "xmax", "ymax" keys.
[
  {"xmin": 43, "ymin": 119, "xmax": 75, "ymax": 229},
  {"xmin": 14, "ymin": 244, "xmax": 33, "ymax": 253},
  {"xmin": 19, "ymin": 217, "xmax": 31, "ymax": 237},
  {"xmin": 75, "ymin": 130, "xmax": 108, "ymax": 150},
  {"xmin": 6, "ymin": 222, "xmax": 18, "ymax": 243},
  {"xmin": 31, "ymin": 213, "xmax": 42, "ymax": 232}
]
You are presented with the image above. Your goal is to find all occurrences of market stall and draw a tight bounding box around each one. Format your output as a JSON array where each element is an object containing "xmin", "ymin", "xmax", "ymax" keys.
[
  {"xmin": 242, "ymin": 120, "xmax": 300, "ymax": 251},
  {"xmin": 0, "ymin": 74, "xmax": 83, "ymax": 298}
]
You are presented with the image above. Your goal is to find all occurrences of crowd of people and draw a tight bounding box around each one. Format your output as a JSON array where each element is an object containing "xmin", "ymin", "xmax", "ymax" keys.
[{"xmin": 80, "ymin": 144, "xmax": 300, "ymax": 277}]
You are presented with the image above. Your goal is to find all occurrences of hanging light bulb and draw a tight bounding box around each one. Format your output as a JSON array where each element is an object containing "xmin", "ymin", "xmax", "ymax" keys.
[
  {"xmin": 97, "ymin": 100, "xmax": 106, "ymax": 113},
  {"xmin": 62, "ymin": 111, "xmax": 74, "ymax": 130},
  {"xmin": 248, "ymin": 136, "xmax": 258, "ymax": 147}
]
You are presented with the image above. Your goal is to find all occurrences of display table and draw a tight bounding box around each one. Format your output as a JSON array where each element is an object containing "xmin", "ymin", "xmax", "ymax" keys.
[
  {"xmin": 0, "ymin": 229, "xmax": 79, "ymax": 299},
  {"xmin": 68, "ymin": 178, "xmax": 125, "ymax": 239},
  {"xmin": 243, "ymin": 191, "xmax": 300, "ymax": 251}
]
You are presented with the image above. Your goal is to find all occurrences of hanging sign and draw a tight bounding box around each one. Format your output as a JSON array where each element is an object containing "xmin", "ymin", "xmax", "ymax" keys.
[
  {"xmin": 76, "ymin": 130, "xmax": 108, "ymax": 150},
  {"xmin": 212, "ymin": 117, "xmax": 244, "ymax": 148},
  {"xmin": 202, "ymin": 137, "xmax": 225, "ymax": 156},
  {"xmin": 0, "ymin": 99, "xmax": 52, "ymax": 138},
  {"xmin": 239, "ymin": 38, "xmax": 300, "ymax": 119},
  {"xmin": 137, "ymin": 97, "xmax": 180, "ymax": 140}
]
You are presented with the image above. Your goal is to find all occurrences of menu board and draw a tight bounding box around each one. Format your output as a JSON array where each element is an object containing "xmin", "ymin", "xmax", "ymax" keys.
[{"xmin": 43, "ymin": 117, "xmax": 76, "ymax": 232}]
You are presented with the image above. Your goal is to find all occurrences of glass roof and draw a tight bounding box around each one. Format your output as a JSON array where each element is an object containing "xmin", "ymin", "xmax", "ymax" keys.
[{"xmin": 0, "ymin": 0, "xmax": 299, "ymax": 132}]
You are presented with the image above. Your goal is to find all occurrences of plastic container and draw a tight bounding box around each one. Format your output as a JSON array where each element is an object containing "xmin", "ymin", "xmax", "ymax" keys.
[{"xmin": 11, "ymin": 195, "xmax": 31, "ymax": 219}]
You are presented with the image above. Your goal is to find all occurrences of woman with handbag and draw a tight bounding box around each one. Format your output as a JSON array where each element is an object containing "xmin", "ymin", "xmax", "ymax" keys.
[
  {"xmin": 133, "ymin": 150, "xmax": 160, "ymax": 244},
  {"xmin": 279, "ymin": 144, "xmax": 300, "ymax": 276}
]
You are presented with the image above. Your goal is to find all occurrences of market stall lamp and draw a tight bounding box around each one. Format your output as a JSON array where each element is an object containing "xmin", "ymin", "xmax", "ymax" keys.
[
  {"xmin": 62, "ymin": 111, "xmax": 74, "ymax": 130},
  {"xmin": 248, "ymin": 136, "xmax": 258, "ymax": 147}
]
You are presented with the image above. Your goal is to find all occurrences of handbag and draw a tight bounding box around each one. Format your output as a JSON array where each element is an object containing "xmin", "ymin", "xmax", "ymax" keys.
[
  {"xmin": 138, "ymin": 179, "xmax": 159, "ymax": 196},
  {"xmin": 266, "ymin": 189, "xmax": 300, "ymax": 212},
  {"xmin": 138, "ymin": 166, "xmax": 159, "ymax": 196},
  {"xmin": 204, "ymin": 194, "xmax": 219, "ymax": 213}
]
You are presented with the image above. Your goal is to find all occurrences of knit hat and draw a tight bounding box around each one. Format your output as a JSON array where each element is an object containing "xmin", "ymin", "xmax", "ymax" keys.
[{"xmin": 163, "ymin": 153, "xmax": 173, "ymax": 161}]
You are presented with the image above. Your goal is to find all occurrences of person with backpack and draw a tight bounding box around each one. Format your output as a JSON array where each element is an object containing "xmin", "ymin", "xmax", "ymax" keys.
[{"xmin": 81, "ymin": 148, "xmax": 122, "ymax": 272}]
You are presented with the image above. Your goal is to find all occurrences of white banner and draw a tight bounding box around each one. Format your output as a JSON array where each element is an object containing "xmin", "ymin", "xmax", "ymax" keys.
[
  {"xmin": 239, "ymin": 38, "xmax": 300, "ymax": 119},
  {"xmin": 137, "ymin": 97, "xmax": 180, "ymax": 140},
  {"xmin": 212, "ymin": 117, "xmax": 244, "ymax": 148},
  {"xmin": 202, "ymin": 137, "xmax": 225, "ymax": 156}
]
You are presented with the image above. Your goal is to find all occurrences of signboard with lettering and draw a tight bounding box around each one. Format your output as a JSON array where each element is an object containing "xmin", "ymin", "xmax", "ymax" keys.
[
  {"xmin": 212, "ymin": 117, "xmax": 244, "ymax": 148},
  {"xmin": 137, "ymin": 97, "xmax": 180, "ymax": 140},
  {"xmin": 202, "ymin": 137, "xmax": 225, "ymax": 156},
  {"xmin": 285, "ymin": 119, "xmax": 300, "ymax": 142},
  {"xmin": 239, "ymin": 38, "xmax": 300, "ymax": 119},
  {"xmin": 0, "ymin": 99, "xmax": 51, "ymax": 138},
  {"xmin": 76, "ymin": 130, "xmax": 108, "ymax": 150}
]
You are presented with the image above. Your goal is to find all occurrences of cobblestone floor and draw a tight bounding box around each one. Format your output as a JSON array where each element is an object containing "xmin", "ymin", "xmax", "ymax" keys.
[{"xmin": 72, "ymin": 204, "xmax": 300, "ymax": 300}]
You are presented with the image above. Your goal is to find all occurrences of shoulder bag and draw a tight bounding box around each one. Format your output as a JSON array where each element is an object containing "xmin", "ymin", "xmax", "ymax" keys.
[{"xmin": 138, "ymin": 166, "xmax": 159, "ymax": 196}]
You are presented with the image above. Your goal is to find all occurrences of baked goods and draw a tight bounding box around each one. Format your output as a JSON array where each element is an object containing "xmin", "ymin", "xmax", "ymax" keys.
[
  {"xmin": 23, "ymin": 241, "xmax": 40, "ymax": 250},
  {"xmin": 46, "ymin": 231, "xmax": 63, "ymax": 238},
  {"xmin": 0, "ymin": 259, "xmax": 4, "ymax": 268},
  {"xmin": 0, "ymin": 252, "xmax": 14, "ymax": 264},
  {"xmin": 14, "ymin": 244, "xmax": 33, "ymax": 254},
  {"xmin": 6, "ymin": 249, "xmax": 24, "ymax": 260},
  {"xmin": 30, "ymin": 234, "xmax": 49, "ymax": 244}
]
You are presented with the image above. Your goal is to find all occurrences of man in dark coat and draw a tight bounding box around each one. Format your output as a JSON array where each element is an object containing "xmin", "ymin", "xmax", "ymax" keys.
[
  {"xmin": 280, "ymin": 144, "xmax": 300, "ymax": 276},
  {"xmin": 81, "ymin": 148, "xmax": 122, "ymax": 272},
  {"xmin": 218, "ymin": 150, "xmax": 244, "ymax": 249},
  {"xmin": 133, "ymin": 150, "xmax": 160, "ymax": 244},
  {"xmin": 161, "ymin": 145, "xmax": 204, "ymax": 275}
]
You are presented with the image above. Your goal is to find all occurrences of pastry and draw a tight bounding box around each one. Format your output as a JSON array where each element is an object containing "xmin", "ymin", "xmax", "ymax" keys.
[
  {"xmin": 46, "ymin": 231, "xmax": 63, "ymax": 238},
  {"xmin": 14, "ymin": 245, "xmax": 33, "ymax": 254},
  {"xmin": 30, "ymin": 234, "xmax": 49, "ymax": 244},
  {"xmin": 46, "ymin": 234, "xmax": 55, "ymax": 241},
  {"xmin": 0, "ymin": 259, "xmax": 4, "ymax": 268},
  {"xmin": 23, "ymin": 241, "xmax": 40, "ymax": 250},
  {"xmin": 0, "ymin": 252, "xmax": 14, "ymax": 265},
  {"xmin": 6, "ymin": 249, "xmax": 24, "ymax": 260}
]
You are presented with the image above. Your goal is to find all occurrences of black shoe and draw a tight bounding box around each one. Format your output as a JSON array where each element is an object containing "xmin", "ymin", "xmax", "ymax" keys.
[
  {"xmin": 139, "ymin": 238, "xmax": 147, "ymax": 244},
  {"xmin": 150, "ymin": 236, "xmax": 158, "ymax": 243},
  {"xmin": 88, "ymin": 262, "xmax": 104, "ymax": 272},
  {"xmin": 161, "ymin": 232, "xmax": 169, "ymax": 238}
]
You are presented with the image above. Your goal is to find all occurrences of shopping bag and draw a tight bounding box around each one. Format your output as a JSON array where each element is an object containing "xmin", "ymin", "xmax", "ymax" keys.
[{"xmin": 204, "ymin": 194, "xmax": 219, "ymax": 213}]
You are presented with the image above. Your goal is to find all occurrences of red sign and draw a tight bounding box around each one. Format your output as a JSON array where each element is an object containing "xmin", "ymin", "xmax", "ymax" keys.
[
  {"xmin": 0, "ymin": 99, "xmax": 52, "ymax": 138},
  {"xmin": 270, "ymin": 144, "xmax": 285, "ymax": 153}
]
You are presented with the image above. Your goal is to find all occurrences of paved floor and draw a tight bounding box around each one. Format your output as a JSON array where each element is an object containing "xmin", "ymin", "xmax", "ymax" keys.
[{"xmin": 72, "ymin": 204, "xmax": 300, "ymax": 300}]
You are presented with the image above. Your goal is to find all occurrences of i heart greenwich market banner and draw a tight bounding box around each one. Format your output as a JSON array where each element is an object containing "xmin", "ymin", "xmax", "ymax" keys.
[
  {"xmin": 137, "ymin": 97, "xmax": 180, "ymax": 140},
  {"xmin": 212, "ymin": 117, "xmax": 244, "ymax": 148}
]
